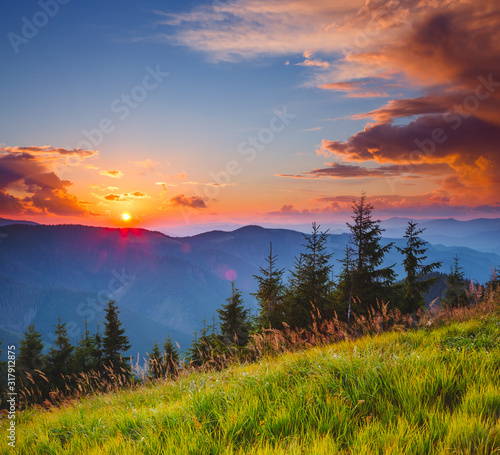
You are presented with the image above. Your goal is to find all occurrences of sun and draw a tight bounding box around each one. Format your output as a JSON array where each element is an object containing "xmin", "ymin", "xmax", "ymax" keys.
[{"xmin": 122, "ymin": 213, "xmax": 131, "ymax": 221}]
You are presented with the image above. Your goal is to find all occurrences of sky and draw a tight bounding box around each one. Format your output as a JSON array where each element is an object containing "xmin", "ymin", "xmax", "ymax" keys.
[{"xmin": 1, "ymin": 0, "xmax": 499, "ymax": 232}]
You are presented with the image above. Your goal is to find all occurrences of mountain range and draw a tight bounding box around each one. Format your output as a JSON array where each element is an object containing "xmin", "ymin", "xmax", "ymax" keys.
[{"xmin": 0, "ymin": 218, "xmax": 499, "ymax": 359}]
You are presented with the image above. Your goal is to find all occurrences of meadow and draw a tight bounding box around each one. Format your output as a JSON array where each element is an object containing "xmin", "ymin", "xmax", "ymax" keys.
[{"xmin": 2, "ymin": 300, "xmax": 499, "ymax": 454}]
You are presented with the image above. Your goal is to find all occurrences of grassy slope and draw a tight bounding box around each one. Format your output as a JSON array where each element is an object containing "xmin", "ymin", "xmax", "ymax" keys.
[{"xmin": 3, "ymin": 315, "xmax": 500, "ymax": 455}]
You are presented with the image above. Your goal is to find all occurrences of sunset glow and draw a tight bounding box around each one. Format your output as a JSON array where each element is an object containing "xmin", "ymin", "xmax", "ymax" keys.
[{"xmin": 1, "ymin": 0, "xmax": 499, "ymax": 231}]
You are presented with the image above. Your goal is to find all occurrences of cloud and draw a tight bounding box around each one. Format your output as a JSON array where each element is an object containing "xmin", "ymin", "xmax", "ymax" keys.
[
  {"xmin": 104, "ymin": 194, "xmax": 125, "ymax": 202},
  {"xmin": 318, "ymin": 114, "xmax": 500, "ymax": 204},
  {"xmin": 0, "ymin": 190, "xmax": 25, "ymax": 215},
  {"xmin": 205, "ymin": 182, "xmax": 236, "ymax": 188},
  {"xmin": 100, "ymin": 170, "xmax": 124, "ymax": 179},
  {"xmin": 164, "ymin": 0, "xmax": 500, "ymax": 212},
  {"xmin": 280, "ymin": 1, "xmax": 500, "ymax": 208},
  {"xmin": 276, "ymin": 162, "xmax": 453, "ymax": 179},
  {"xmin": 169, "ymin": 194, "xmax": 207, "ymax": 209},
  {"xmin": 0, "ymin": 147, "xmax": 95, "ymax": 216},
  {"xmin": 102, "ymin": 191, "xmax": 150, "ymax": 202},
  {"xmin": 300, "ymin": 127, "xmax": 323, "ymax": 132},
  {"xmin": 319, "ymin": 79, "xmax": 399, "ymax": 98},
  {"xmin": 311, "ymin": 194, "xmax": 500, "ymax": 217},
  {"xmin": 296, "ymin": 51, "xmax": 330, "ymax": 68},
  {"xmin": 156, "ymin": 0, "xmax": 366, "ymax": 62},
  {"xmin": 156, "ymin": 181, "xmax": 178, "ymax": 192},
  {"xmin": 0, "ymin": 146, "xmax": 98, "ymax": 157},
  {"xmin": 268, "ymin": 194, "xmax": 500, "ymax": 218}
]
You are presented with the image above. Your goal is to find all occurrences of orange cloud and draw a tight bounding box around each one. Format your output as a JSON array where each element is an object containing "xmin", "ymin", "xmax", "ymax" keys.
[
  {"xmin": 319, "ymin": 79, "xmax": 399, "ymax": 98},
  {"xmin": 296, "ymin": 51, "xmax": 330, "ymax": 68},
  {"xmin": 0, "ymin": 148, "xmax": 95, "ymax": 216},
  {"xmin": 0, "ymin": 146, "xmax": 98, "ymax": 157},
  {"xmin": 100, "ymin": 170, "xmax": 124, "ymax": 179},
  {"xmin": 102, "ymin": 191, "xmax": 150, "ymax": 202},
  {"xmin": 268, "ymin": 194, "xmax": 500, "ymax": 218}
]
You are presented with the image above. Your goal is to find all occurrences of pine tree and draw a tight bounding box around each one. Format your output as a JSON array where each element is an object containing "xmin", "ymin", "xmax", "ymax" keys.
[
  {"xmin": 148, "ymin": 336, "xmax": 180, "ymax": 379},
  {"xmin": 148, "ymin": 341, "xmax": 164, "ymax": 380},
  {"xmin": 18, "ymin": 325, "xmax": 45, "ymax": 376},
  {"xmin": 335, "ymin": 243, "xmax": 356, "ymax": 322},
  {"xmin": 346, "ymin": 193, "xmax": 395, "ymax": 313},
  {"xmin": 102, "ymin": 300, "xmax": 131, "ymax": 377},
  {"xmin": 187, "ymin": 321, "xmax": 223, "ymax": 367},
  {"xmin": 442, "ymin": 255, "xmax": 467, "ymax": 308},
  {"xmin": 396, "ymin": 221, "xmax": 442, "ymax": 313},
  {"xmin": 46, "ymin": 317, "xmax": 74, "ymax": 390},
  {"xmin": 286, "ymin": 222, "xmax": 334, "ymax": 328},
  {"xmin": 163, "ymin": 336, "xmax": 180, "ymax": 378},
  {"xmin": 73, "ymin": 322, "xmax": 102, "ymax": 374},
  {"xmin": 217, "ymin": 282, "xmax": 251, "ymax": 347},
  {"xmin": 17, "ymin": 324, "xmax": 47, "ymax": 405},
  {"xmin": 252, "ymin": 242, "xmax": 285, "ymax": 329}
]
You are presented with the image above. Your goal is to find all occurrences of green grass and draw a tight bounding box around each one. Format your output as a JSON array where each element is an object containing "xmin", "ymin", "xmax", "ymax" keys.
[{"xmin": 3, "ymin": 315, "xmax": 500, "ymax": 454}]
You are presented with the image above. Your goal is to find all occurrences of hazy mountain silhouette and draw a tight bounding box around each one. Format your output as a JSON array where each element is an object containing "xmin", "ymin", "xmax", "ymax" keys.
[
  {"xmin": 0, "ymin": 217, "xmax": 39, "ymax": 227},
  {"xmin": 381, "ymin": 217, "xmax": 500, "ymax": 254}
]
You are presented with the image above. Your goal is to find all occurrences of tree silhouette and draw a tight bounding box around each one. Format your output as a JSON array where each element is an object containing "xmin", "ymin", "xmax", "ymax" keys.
[
  {"xmin": 163, "ymin": 336, "xmax": 180, "ymax": 378},
  {"xmin": 252, "ymin": 242, "xmax": 285, "ymax": 329},
  {"xmin": 46, "ymin": 317, "xmax": 74, "ymax": 390},
  {"xmin": 286, "ymin": 222, "xmax": 334, "ymax": 328},
  {"xmin": 18, "ymin": 324, "xmax": 47, "ymax": 405},
  {"xmin": 148, "ymin": 336, "xmax": 180, "ymax": 379},
  {"xmin": 396, "ymin": 221, "xmax": 442, "ymax": 313},
  {"xmin": 73, "ymin": 322, "xmax": 102, "ymax": 374},
  {"xmin": 335, "ymin": 243, "xmax": 356, "ymax": 322},
  {"xmin": 442, "ymin": 255, "xmax": 467, "ymax": 308},
  {"xmin": 347, "ymin": 193, "xmax": 395, "ymax": 312},
  {"xmin": 148, "ymin": 341, "xmax": 164, "ymax": 380},
  {"xmin": 217, "ymin": 282, "xmax": 251, "ymax": 346},
  {"xmin": 102, "ymin": 300, "xmax": 131, "ymax": 377}
]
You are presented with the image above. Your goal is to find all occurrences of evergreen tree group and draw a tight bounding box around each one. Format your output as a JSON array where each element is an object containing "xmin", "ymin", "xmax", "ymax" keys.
[
  {"xmin": 14, "ymin": 300, "xmax": 132, "ymax": 407},
  {"xmin": 148, "ymin": 336, "xmax": 180, "ymax": 380}
]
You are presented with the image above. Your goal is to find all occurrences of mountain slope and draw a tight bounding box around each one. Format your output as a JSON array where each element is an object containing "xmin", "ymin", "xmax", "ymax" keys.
[{"xmin": 4, "ymin": 312, "xmax": 500, "ymax": 454}]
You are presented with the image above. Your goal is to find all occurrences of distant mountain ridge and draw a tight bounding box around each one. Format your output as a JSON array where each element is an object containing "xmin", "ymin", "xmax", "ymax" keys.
[
  {"xmin": 0, "ymin": 217, "xmax": 39, "ymax": 226},
  {"xmin": 380, "ymin": 217, "xmax": 500, "ymax": 254},
  {"xmin": 0, "ymin": 221, "xmax": 498, "ymax": 358}
]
